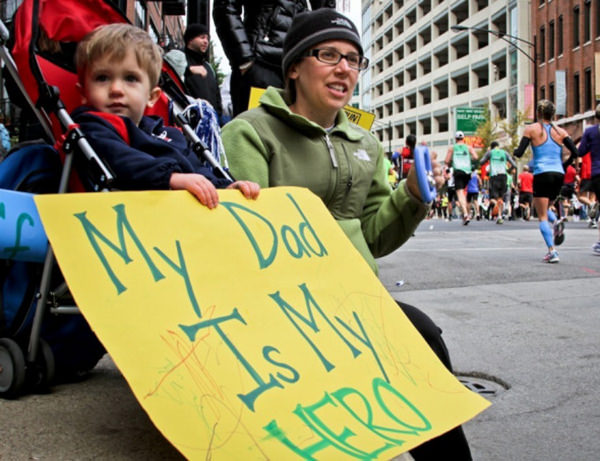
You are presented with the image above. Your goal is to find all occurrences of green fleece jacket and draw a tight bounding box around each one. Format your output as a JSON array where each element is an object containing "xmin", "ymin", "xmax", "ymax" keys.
[{"xmin": 221, "ymin": 87, "xmax": 428, "ymax": 273}]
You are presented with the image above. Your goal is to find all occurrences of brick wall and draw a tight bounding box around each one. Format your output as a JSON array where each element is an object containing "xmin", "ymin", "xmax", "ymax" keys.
[{"xmin": 534, "ymin": 0, "xmax": 599, "ymax": 121}]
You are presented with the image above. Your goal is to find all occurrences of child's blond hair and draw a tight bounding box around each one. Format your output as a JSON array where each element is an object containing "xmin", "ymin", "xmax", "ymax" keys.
[{"xmin": 75, "ymin": 23, "xmax": 163, "ymax": 87}]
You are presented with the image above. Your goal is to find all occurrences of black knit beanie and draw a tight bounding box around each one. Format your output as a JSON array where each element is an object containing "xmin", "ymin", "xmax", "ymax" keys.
[
  {"xmin": 184, "ymin": 23, "xmax": 209, "ymax": 45},
  {"xmin": 282, "ymin": 8, "xmax": 363, "ymax": 77}
]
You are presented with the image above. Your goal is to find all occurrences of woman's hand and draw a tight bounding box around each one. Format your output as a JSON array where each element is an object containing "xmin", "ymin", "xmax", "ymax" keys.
[{"xmin": 405, "ymin": 156, "xmax": 445, "ymax": 202}]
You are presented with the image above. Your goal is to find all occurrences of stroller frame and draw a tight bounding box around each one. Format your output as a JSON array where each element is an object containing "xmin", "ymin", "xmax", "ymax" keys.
[
  {"xmin": 0, "ymin": 0, "xmax": 229, "ymax": 398},
  {"xmin": 0, "ymin": 7, "xmax": 114, "ymax": 396}
]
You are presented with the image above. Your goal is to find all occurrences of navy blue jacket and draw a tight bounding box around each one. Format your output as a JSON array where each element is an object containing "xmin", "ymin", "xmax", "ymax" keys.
[{"xmin": 71, "ymin": 106, "xmax": 231, "ymax": 191}]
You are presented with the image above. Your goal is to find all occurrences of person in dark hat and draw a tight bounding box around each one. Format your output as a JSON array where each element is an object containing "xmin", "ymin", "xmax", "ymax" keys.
[
  {"xmin": 222, "ymin": 9, "xmax": 472, "ymax": 459},
  {"xmin": 183, "ymin": 23, "xmax": 223, "ymax": 121},
  {"xmin": 213, "ymin": 0, "xmax": 336, "ymax": 116}
]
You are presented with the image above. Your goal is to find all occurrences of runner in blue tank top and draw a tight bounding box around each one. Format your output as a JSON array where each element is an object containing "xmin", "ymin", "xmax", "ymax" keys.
[{"xmin": 513, "ymin": 100, "xmax": 579, "ymax": 263}]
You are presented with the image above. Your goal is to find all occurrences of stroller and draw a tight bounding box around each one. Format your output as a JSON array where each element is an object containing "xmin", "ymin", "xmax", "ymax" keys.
[{"xmin": 0, "ymin": 0, "xmax": 229, "ymax": 398}]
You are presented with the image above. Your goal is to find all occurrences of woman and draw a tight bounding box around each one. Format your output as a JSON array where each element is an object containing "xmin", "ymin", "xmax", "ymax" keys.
[
  {"xmin": 514, "ymin": 100, "xmax": 578, "ymax": 263},
  {"xmin": 222, "ymin": 8, "xmax": 471, "ymax": 459}
]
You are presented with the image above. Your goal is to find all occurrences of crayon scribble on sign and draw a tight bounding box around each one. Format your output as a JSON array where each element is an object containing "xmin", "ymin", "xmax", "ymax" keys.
[{"xmin": 35, "ymin": 188, "xmax": 489, "ymax": 460}]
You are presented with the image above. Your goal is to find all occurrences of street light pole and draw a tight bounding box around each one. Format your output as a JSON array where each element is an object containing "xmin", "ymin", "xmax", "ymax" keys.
[
  {"xmin": 451, "ymin": 24, "xmax": 537, "ymax": 110},
  {"xmin": 387, "ymin": 120, "xmax": 392, "ymax": 155},
  {"xmin": 372, "ymin": 119, "xmax": 394, "ymax": 155}
]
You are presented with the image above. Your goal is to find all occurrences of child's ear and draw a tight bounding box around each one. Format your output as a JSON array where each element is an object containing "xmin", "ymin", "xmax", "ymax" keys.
[
  {"xmin": 76, "ymin": 82, "xmax": 87, "ymax": 104},
  {"xmin": 147, "ymin": 86, "xmax": 162, "ymax": 108}
]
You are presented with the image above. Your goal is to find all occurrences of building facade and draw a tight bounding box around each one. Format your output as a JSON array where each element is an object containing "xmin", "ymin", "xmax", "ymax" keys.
[
  {"xmin": 361, "ymin": 0, "xmax": 534, "ymax": 152},
  {"xmin": 109, "ymin": 0, "xmax": 185, "ymax": 49},
  {"xmin": 534, "ymin": 0, "xmax": 600, "ymax": 139},
  {"xmin": 0, "ymin": 0, "xmax": 186, "ymax": 127}
]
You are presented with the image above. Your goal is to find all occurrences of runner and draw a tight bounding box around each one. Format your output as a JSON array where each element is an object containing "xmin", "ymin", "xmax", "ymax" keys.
[
  {"xmin": 518, "ymin": 165, "xmax": 534, "ymax": 220},
  {"xmin": 577, "ymin": 103, "xmax": 600, "ymax": 253},
  {"xmin": 513, "ymin": 100, "xmax": 579, "ymax": 263},
  {"xmin": 445, "ymin": 131, "xmax": 479, "ymax": 225},
  {"xmin": 479, "ymin": 141, "xmax": 517, "ymax": 224}
]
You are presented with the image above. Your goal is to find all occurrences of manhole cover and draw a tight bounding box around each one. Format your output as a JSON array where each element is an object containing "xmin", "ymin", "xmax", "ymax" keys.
[{"xmin": 456, "ymin": 372, "xmax": 510, "ymax": 398}]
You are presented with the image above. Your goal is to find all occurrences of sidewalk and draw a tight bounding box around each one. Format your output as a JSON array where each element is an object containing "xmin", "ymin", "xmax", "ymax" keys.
[{"xmin": 398, "ymin": 278, "xmax": 599, "ymax": 460}]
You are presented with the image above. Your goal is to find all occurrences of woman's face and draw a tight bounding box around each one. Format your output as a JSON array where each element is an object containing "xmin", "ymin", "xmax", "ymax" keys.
[{"xmin": 288, "ymin": 40, "xmax": 360, "ymax": 126}]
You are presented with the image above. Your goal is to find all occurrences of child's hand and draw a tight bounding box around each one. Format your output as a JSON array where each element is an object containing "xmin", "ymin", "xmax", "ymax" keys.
[
  {"xmin": 169, "ymin": 173, "xmax": 219, "ymax": 209},
  {"xmin": 226, "ymin": 180, "xmax": 260, "ymax": 200}
]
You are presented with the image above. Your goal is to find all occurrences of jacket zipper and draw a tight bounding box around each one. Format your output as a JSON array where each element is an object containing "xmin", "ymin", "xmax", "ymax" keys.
[
  {"xmin": 322, "ymin": 134, "xmax": 338, "ymax": 206},
  {"xmin": 342, "ymin": 145, "xmax": 354, "ymax": 194},
  {"xmin": 325, "ymin": 134, "xmax": 338, "ymax": 168}
]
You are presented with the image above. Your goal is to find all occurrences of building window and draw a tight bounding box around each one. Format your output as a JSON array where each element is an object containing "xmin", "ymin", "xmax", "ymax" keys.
[
  {"xmin": 114, "ymin": 0, "xmax": 127, "ymax": 13},
  {"xmin": 549, "ymin": 82, "xmax": 554, "ymax": 103},
  {"xmin": 539, "ymin": 26, "xmax": 545, "ymax": 62},
  {"xmin": 584, "ymin": 0, "xmax": 591, "ymax": 43},
  {"xmin": 584, "ymin": 67, "xmax": 592, "ymax": 111},
  {"xmin": 558, "ymin": 15, "xmax": 564, "ymax": 55},
  {"xmin": 549, "ymin": 20, "xmax": 555, "ymax": 59},
  {"xmin": 540, "ymin": 86, "xmax": 546, "ymax": 100},
  {"xmin": 573, "ymin": 73, "xmax": 580, "ymax": 113},
  {"xmin": 510, "ymin": 51, "xmax": 517, "ymax": 86},
  {"xmin": 135, "ymin": 1, "xmax": 146, "ymax": 28},
  {"xmin": 573, "ymin": 6, "xmax": 580, "ymax": 48}
]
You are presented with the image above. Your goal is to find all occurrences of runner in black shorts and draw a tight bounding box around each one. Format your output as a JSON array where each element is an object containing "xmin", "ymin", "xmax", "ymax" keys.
[
  {"xmin": 453, "ymin": 170, "xmax": 470, "ymax": 190},
  {"xmin": 518, "ymin": 165, "xmax": 534, "ymax": 220},
  {"xmin": 578, "ymin": 104, "xmax": 600, "ymax": 252},
  {"xmin": 480, "ymin": 141, "xmax": 517, "ymax": 224},
  {"xmin": 445, "ymin": 131, "xmax": 479, "ymax": 225},
  {"xmin": 514, "ymin": 100, "xmax": 579, "ymax": 263},
  {"xmin": 489, "ymin": 175, "xmax": 507, "ymax": 199},
  {"xmin": 533, "ymin": 172, "xmax": 564, "ymax": 201},
  {"xmin": 536, "ymin": 171, "xmax": 565, "ymax": 244},
  {"xmin": 591, "ymin": 175, "xmax": 600, "ymax": 207}
]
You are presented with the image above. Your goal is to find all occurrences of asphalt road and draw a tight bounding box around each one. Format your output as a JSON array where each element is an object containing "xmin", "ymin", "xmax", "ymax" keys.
[
  {"xmin": 382, "ymin": 217, "xmax": 600, "ymax": 461},
  {"xmin": 1, "ymin": 217, "xmax": 599, "ymax": 460}
]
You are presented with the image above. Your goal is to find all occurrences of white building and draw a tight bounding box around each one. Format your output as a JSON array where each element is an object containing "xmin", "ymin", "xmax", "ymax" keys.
[{"xmin": 361, "ymin": 0, "xmax": 534, "ymax": 152}]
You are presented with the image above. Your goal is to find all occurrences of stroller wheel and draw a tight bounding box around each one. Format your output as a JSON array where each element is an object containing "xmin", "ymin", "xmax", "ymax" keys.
[
  {"xmin": 0, "ymin": 338, "xmax": 27, "ymax": 398},
  {"xmin": 28, "ymin": 339, "xmax": 56, "ymax": 393}
]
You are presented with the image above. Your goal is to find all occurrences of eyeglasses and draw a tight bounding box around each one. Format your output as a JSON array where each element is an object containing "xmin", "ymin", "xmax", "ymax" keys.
[{"xmin": 305, "ymin": 48, "xmax": 369, "ymax": 71}]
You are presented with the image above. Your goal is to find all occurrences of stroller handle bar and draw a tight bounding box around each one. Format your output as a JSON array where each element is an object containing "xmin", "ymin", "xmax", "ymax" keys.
[
  {"xmin": 54, "ymin": 105, "xmax": 115, "ymax": 190},
  {"xmin": 0, "ymin": 20, "xmax": 55, "ymax": 141},
  {"xmin": 175, "ymin": 111, "xmax": 234, "ymax": 183},
  {"xmin": 0, "ymin": 16, "xmax": 9, "ymax": 42}
]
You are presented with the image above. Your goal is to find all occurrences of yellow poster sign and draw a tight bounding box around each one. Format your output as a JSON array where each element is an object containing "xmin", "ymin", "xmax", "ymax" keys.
[
  {"xmin": 35, "ymin": 188, "xmax": 489, "ymax": 460},
  {"xmin": 248, "ymin": 87, "xmax": 375, "ymax": 130}
]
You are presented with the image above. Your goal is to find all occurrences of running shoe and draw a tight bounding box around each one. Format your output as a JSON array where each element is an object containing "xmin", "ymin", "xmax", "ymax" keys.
[
  {"xmin": 592, "ymin": 242, "xmax": 600, "ymax": 255},
  {"xmin": 544, "ymin": 250, "xmax": 560, "ymax": 263},
  {"xmin": 553, "ymin": 219, "xmax": 565, "ymax": 246},
  {"xmin": 496, "ymin": 218, "xmax": 504, "ymax": 224},
  {"xmin": 463, "ymin": 216, "xmax": 470, "ymax": 226}
]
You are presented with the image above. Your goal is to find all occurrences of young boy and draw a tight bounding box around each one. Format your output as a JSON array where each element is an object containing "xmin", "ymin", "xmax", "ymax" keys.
[{"xmin": 72, "ymin": 23, "xmax": 259, "ymax": 208}]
